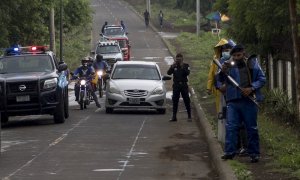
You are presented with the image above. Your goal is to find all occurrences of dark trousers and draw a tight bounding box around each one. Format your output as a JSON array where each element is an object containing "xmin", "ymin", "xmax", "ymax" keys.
[
  {"xmin": 225, "ymin": 98, "xmax": 259, "ymax": 156},
  {"xmin": 172, "ymin": 83, "xmax": 191, "ymax": 116}
]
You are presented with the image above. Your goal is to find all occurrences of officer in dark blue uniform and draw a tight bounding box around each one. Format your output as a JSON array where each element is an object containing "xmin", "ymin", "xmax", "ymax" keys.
[{"xmin": 167, "ymin": 53, "xmax": 191, "ymax": 122}]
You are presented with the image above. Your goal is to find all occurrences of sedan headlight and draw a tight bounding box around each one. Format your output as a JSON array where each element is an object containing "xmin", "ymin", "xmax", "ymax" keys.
[
  {"xmin": 43, "ymin": 78, "xmax": 57, "ymax": 90},
  {"xmin": 108, "ymin": 86, "xmax": 121, "ymax": 94},
  {"xmin": 152, "ymin": 87, "xmax": 164, "ymax": 95},
  {"xmin": 80, "ymin": 80, "xmax": 86, "ymax": 85}
]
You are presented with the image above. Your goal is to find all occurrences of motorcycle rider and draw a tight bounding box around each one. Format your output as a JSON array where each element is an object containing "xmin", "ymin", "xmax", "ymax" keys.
[
  {"xmin": 72, "ymin": 57, "xmax": 101, "ymax": 108},
  {"xmin": 93, "ymin": 54, "xmax": 109, "ymax": 72},
  {"xmin": 93, "ymin": 54, "xmax": 109, "ymax": 88}
]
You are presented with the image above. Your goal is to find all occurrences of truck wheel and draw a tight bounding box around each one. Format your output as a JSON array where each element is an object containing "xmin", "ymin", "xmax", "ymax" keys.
[
  {"xmin": 64, "ymin": 89, "xmax": 69, "ymax": 118},
  {"xmin": 106, "ymin": 108, "xmax": 113, "ymax": 114},
  {"xmin": 54, "ymin": 98, "xmax": 65, "ymax": 124},
  {"xmin": 1, "ymin": 113, "xmax": 9, "ymax": 123}
]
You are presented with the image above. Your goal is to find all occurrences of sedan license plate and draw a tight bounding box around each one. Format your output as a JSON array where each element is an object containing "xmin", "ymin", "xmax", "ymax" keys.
[
  {"xmin": 16, "ymin": 95, "xmax": 30, "ymax": 102},
  {"xmin": 128, "ymin": 98, "xmax": 140, "ymax": 104}
]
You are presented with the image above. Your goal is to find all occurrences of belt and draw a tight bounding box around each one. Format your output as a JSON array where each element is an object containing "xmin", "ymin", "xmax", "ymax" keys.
[{"xmin": 174, "ymin": 81, "xmax": 187, "ymax": 85}]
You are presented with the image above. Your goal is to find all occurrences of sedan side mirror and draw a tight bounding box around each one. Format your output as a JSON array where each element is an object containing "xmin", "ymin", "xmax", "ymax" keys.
[{"xmin": 162, "ymin": 75, "xmax": 172, "ymax": 81}]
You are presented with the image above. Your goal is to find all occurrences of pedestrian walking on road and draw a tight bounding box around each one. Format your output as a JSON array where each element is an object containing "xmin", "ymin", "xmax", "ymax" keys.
[
  {"xmin": 144, "ymin": 10, "xmax": 150, "ymax": 28},
  {"xmin": 218, "ymin": 45, "xmax": 266, "ymax": 163},
  {"xmin": 167, "ymin": 53, "xmax": 191, "ymax": 122},
  {"xmin": 158, "ymin": 10, "xmax": 164, "ymax": 29}
]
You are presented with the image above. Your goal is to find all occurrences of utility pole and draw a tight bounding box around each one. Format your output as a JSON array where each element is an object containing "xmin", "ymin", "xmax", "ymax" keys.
[
  {"xmin": 289, "ymin": 0, "xmax": 300, "ymax": 121},
  {"xmin": 60, "ymin": 0, "xmax": 63, "ymax": 62},
  {"xmin": 50, "ymin": 8, "xmax": 55, "ymax": 53},
  {"xmin": 146, "ymin": 0, "xmax": 151, "ymax": 17},
  {"xmin": 196, "ymin": 0, "xmax": 200, "ymax": 36}
]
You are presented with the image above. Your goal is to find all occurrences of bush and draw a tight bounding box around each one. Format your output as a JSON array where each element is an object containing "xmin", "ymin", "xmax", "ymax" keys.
[{"xmin": 261, "ymin": 88, "xmax": 297, "ymax": 124}]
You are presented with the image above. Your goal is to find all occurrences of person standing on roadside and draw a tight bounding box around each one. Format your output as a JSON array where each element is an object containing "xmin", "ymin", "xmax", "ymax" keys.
[
  {"xmin": 218, "ymin": 45, "xmax": 266, "ymax": 163},
  {"xmin": 144, "ymin": 10, "xmax": 150, "ymax": 28},
  {"xmin": 167, "ymin": 53, "xmax": 191, "ymax": 122}
]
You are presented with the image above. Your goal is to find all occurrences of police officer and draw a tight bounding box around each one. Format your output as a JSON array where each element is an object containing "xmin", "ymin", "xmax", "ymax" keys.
[{"xmin": 167, "ymin": 53, "xmax": 191, "ymax": 122}]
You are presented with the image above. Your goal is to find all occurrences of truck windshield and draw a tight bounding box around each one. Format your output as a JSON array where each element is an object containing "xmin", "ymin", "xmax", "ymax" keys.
[
  {"xmin": 0, "ymin": 55, "xmax": 54, "ymax": 74},
  {"xmin": 117, "ymin": 40, "xmax": 127, "ymax": 48},
  {"xmin": 96, "ymin": 45, "xmax": 120, "ymax": 54}
]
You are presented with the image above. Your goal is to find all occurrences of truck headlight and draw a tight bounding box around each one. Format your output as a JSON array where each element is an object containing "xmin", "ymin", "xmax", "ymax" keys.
[
  {"xmin": 43, "ymin": 78, "xmax": 57, "ymax": 90},
  {"xmin": 152, "ymin": 87, "xmax": 164, "ymax": 95}
]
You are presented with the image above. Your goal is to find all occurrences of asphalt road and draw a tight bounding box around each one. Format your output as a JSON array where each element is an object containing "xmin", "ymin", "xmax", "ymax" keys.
[{"xmin": 0, "ymin": 0, "xmax": 219, "ymax": 179}]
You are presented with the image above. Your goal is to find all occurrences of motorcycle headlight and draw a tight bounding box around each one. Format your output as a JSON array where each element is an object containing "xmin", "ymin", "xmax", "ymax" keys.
[
  {"xmin": 97, "ymin": 70, "xmax": 103, "ymax": 76},
  {"xmin": 80, "ymin": 80, "xmax": 86, "ymax": 85},
  {"xmin": 43, "ymin": 78, "xmax": 57, "ymax": 90},
  {"xmin": 109, "ymin": 86, "xmax": 121, "ymax": 94},
  {"xmin": 152, "ymin": 87, "xmax": 164, "ymax": 95}
]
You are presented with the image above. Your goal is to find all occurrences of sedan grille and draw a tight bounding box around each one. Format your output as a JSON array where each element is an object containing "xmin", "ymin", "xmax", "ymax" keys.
[{"xmin": 124, "ymin": 90, "xmax": 148, "ymax": 97}]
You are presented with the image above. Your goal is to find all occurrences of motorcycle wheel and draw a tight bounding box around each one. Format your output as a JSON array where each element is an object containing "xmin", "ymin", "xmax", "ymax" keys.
[{"xmin": 79, "ymin": 91, "xmax": 84, "ymax": 110}]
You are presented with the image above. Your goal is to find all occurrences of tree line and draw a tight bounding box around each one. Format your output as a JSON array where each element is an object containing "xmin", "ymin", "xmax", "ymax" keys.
[{"xmin": 0, "ymin": 0, "xmax": 91, "ymax": 48}]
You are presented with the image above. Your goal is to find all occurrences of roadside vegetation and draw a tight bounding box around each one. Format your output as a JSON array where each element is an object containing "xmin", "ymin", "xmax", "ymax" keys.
[
  {"xmin": 0, "ymin": 0, "xmax": 92, "ymax": 70},
  {"xmin": 124, "ymin": 0, "xmax": 300, "ymax": 179}
]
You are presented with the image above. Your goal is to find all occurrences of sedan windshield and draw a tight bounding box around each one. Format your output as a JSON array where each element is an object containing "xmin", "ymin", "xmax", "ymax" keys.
[
  {"xmin": 0, "ymin": 55, "xmax": 54, "ymax": 74},
  {"xmin": 112, "ymin": 65, "xmax": 160, "ymax": 80},
  {"xmin": 96, "ymin": 45, "xmax": 120, "ymax": 54}
]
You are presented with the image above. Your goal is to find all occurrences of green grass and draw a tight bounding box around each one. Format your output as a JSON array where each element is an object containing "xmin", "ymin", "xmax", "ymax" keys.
[
  {"xmin": 259, "ymin": 114, "xmax": 300, "ymax": 178},
  {"xmin": 229, "ymin": 160, "xmax": 254, "ymax": 180}
]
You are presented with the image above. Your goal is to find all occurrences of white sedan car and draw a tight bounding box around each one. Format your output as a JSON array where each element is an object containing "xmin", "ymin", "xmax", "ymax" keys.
[{"xmin": 105, "ymin": 61, "xmax": 171, "ymax": 113}]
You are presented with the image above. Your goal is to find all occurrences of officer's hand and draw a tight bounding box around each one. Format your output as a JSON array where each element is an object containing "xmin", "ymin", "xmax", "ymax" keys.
[
  {"xmin": 241, "ymin": 87, "xmax": 253, "ymax": 97},
  {"xmin": 219, "ymin": 84, "xmax": 226, "ymax": 93},
  {"xmin": 221, "ymin": 63, "xmax": 229, "ymax": 73}
]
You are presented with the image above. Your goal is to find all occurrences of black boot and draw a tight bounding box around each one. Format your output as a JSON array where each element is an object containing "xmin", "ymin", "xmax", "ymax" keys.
[
  {"xmin": 169, "ymin": 115, "xmax": 177, "ymax": 122},
  {"xmin": 187, "ymin": 111, "xmax": 192, "ymax": 121}
]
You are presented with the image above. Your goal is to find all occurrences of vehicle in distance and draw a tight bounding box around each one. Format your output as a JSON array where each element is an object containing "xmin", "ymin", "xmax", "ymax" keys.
[
  {"xmin": 94, "ymin": 41, "xmax": 124, "ymax": 69},
  {"xmin": 105, "ymin": 61, "xmax": 171, "ymax": 113}
]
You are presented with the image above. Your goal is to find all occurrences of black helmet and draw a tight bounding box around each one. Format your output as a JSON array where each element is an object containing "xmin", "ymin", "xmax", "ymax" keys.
[
  {"xmin": 96, "ymin": 54, "xmax": 103, "ymax": 62},
  {"xmin": 81, "ymin": 57, "xmax": 89, "ymax": 68}
]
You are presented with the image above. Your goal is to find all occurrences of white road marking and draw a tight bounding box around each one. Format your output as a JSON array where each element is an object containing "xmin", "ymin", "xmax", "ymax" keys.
[
  {"xmin": 93, "ymin": 169, "xmax": 123, "ymax": 172},
  {"xmin": 164, "ymin": 56, "xmax": 174, "ymax": 65},
  {"xmin": 117, "ymin": 119, "xmax": 146, "ymax": 180},
  {"xmin": 3, "ymin": 116, "xmax": 90, "ymax": 179},
  {"xmin": 1, "ymin": 140, "xmax": 38, "ymax": 153},
  {"xmin": 143, "ymin": 57, "xmax": 161, "ymax": 60}
]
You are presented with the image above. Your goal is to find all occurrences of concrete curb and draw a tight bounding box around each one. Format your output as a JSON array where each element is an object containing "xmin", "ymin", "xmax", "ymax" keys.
[{"xmin": 122, "ymin": 1, "xmax": 237, "ymax": 179}]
